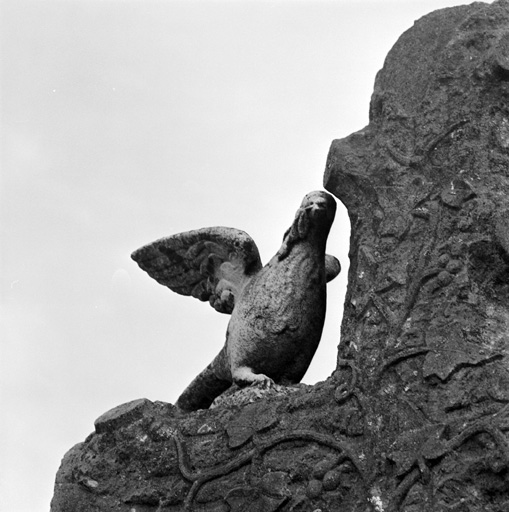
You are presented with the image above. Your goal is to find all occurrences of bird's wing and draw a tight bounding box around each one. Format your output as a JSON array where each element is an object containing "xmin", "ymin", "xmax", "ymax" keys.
[
  {"xmin": 131, "ymin": 227, "xmax": 263, "ymax": 314},
  {"xmin": 325, "ymin": 254, "xmax": 341, "ymax": 283}
]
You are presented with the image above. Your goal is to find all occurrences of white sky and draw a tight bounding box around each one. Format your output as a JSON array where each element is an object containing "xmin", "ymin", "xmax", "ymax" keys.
[{"xmin": 0, "ymin": 1, "xmax": 480, "ymax": 510}]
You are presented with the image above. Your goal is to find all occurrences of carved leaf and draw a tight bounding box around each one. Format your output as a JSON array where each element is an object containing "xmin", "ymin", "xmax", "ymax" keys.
[
  {"xmin": 226, "ymin": 402, "xmax": 279, "ymax": 448},
  {"xmin": 440, "ymin": 179, "xmax": 475, "ymax": 209},
  {"xmin": 423, "ymin": 325, "xmax": 500, "ymax": 381},
  {"xmin": 388, "ymin": 424, "xmax": 446, "ymax": 476}
]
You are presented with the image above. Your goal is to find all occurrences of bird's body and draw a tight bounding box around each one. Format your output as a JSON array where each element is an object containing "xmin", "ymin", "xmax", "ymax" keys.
[
  {"xmin": 132, "ymin": 190, "xmax": 340, "ymax": 411},
  {"xmin": 224, "ymin": 227, "xmax": 327, "ymax": 385}
]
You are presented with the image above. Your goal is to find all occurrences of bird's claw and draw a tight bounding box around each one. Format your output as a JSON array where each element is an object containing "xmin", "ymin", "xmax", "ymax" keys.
[{"xmin": 250, "ymin": 374, "xmax": 274, "ymax": 389}]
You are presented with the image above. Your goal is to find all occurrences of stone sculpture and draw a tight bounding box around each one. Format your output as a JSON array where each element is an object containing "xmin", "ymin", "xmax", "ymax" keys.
[
  {"xmin": 51, "ymin": 3, "xmax": 509, "ymax": 511},
  {"xmin": 131, "ymin": 190, "xmax": 341, "ymax": 411}
]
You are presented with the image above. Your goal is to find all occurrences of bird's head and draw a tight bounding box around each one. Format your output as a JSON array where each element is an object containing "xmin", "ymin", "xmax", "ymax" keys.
[
  {"xmin": 300, "ymin": 190, "xmax": 337, "ymax": 224},
  {"xmin": 278, "ymin": 190, "xmax": 336, "ymax": 260}
]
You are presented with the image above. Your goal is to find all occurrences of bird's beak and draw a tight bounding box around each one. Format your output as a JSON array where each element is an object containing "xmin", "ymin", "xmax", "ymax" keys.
[{"xmin": 308, "ymin": 199, "xmax": 328, "ymax": 212}]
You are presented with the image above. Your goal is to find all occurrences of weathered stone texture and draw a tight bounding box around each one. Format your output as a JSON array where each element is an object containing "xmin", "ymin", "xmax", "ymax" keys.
[{"xmin": 52, "ymin": 2, "xmax": 509, "ymax": 510}]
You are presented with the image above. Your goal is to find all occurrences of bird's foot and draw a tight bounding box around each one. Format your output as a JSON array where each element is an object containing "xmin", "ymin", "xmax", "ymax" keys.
[
  {"xmin": 250, "ymin": 373, "xmax": 275, "ymax": 389},
  {"xmin": 232, "ymin": 367, "xmax": 274, "ymax": 389}
]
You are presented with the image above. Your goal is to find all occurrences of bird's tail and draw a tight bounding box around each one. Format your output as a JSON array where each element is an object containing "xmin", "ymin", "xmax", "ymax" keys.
[{"xmin": 176, "ymin": 348, "xmax": 231, "ymax": 412}]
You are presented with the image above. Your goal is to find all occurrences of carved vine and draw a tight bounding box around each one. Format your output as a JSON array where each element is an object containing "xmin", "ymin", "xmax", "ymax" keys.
[
  {"xmin": 171, "ymin": 428, "xmax": 365, "ymax": 510},
  {"xmin": 390, "ymin": 413, "xmax": 509, "ymax": 509}
]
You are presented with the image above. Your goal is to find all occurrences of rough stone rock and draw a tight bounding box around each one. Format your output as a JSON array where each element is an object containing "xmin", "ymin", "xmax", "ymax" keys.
[
  {"xmin": 94, "ymin": 398, "xmax": 158, "ymax": 434},
  {"xmin": 52, "ymin": 2, "xmax": 509, "ymax": 511},
  {"xmin": 51, "ymin": 385, "xmax": 364, "ymax": 512}
]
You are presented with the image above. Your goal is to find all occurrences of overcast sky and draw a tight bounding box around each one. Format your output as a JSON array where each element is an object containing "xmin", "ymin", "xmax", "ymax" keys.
[{"xmin": 0, "ymin": 1, "xmax": 479, "ymax": 510}]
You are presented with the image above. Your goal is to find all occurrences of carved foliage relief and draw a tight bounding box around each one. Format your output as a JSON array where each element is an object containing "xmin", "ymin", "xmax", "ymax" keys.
[{"xmin": 323, "ymin": 2, "xmax": 509, "ymax": 509}]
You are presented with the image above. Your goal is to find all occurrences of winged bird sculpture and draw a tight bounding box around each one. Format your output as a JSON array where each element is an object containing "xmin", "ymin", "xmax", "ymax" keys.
[{"xmin": 131, "ymin": 190, "xmax": 340, "ymax": 411}]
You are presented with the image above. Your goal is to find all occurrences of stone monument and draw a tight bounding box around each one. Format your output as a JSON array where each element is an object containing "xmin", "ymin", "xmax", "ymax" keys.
[{"xmin": 51, "ymin": 2, "xmax": 509, "ymax": 510}]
